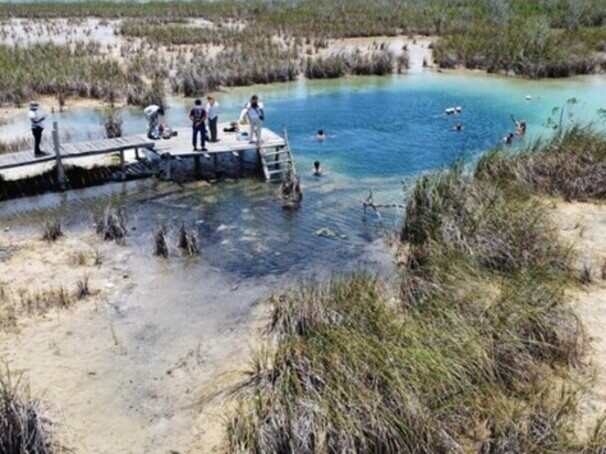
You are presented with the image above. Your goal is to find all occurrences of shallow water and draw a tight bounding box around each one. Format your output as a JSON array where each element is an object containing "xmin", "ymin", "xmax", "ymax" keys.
[{"xmin": 2, "ymin": 72, "xmax": 606, "ymax": 277}]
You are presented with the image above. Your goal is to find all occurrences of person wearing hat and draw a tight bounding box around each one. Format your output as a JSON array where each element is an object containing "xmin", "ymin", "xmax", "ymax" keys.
[{"xmin": 28, "ymin": 102, "xmax": 47, "ymax": 157}]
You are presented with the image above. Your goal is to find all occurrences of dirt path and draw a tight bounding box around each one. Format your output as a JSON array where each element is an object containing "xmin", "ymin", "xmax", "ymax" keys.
[{"xmin": 550, "ymin": 200, "xmax": 606, "ymax": 433}]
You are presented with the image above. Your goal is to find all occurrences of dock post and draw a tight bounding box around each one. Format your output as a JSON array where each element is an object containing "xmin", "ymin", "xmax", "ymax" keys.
[
  {"xmin": 52, "ymin": 121, "xmax": 66, "ymax": 190},
  {"xmin": 135, "ymin": 147, "xmax": 140, "ymax": 161},
  {"xmin": 212, "ymin": 154, "xmax": 218, "ymax": 178},
  {"xmin": 119, "ymin": 149, "xmax": 126, "ymax": 180},
  {"xmin": 194, "ymin": 155, "xmax": 201, "ymax": 177},
  {"xmin": 166, "ymin": 157, "xmax": 173, "ymax": 181}
]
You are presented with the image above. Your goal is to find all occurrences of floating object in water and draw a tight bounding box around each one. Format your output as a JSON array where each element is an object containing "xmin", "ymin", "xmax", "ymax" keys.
[
  {"xmin": 445, "ymin": 106, "xmax": 462, "ymax": 115},
  {"xmin": 526, "ymin": 95, "xmax": 533, "ymax": 101}
]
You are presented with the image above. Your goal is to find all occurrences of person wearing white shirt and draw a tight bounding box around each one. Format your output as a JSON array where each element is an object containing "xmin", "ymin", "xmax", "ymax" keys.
[
  {"xmin": 240, "ymin": 95, "xmax": 265, "ymax": 145},
  {"xmin": 28, "ymin": 102, "xmax": 47, "ymax": 156},
  {"xmin": 206, "ymin": 96, "xmax": 220, "ymax": 143},
  {"xmin": 143, "ymin": 104, "xmax": 165, "ymax": 140}
]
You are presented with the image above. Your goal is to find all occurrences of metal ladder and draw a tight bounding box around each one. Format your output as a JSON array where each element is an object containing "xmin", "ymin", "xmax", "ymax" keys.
[{"xmin": 259, "ymin": 128, "xmax": 296, "ymax": 182}]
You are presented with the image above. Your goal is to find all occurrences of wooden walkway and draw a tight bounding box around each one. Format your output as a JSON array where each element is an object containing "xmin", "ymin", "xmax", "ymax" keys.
[
  {"xmin": 0, "ymin": 122, "xmax": 296, "ymax": 183},
  {"xmin": 0, "ymin": 134, "xmax": 154, "ymax": 171}
]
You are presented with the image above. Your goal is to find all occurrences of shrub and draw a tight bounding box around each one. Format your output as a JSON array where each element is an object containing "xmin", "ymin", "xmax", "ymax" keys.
[{"xmin": 0, "ymin": 366, "xmax": 54, "ymax": 454}]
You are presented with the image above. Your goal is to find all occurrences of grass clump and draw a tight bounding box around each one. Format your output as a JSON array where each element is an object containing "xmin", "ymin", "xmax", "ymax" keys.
[
  {"xmin": 42, "ymin": 219, "xmax": 62, "ymax": 242},
  {"xmin": 178, "ymin": 224, "xmax": 199, "ymax": 257},
  {"xmin": 476, "ymin": 126, "xmax": 606, "ymax": 201},
  {"xmin": 0, "ymin": 366, "xmax": 54, "ymax": 454},
  {"xmin": 227, "ymin": 130, "xmax": 606, "ymax": 452},
  {"xmin": 153, "ymin": 227, "xmax": 169, "ymax": 258},
  {"xmin": 95, "ymin": 205, "xmax": 127, "ymax": 244}
]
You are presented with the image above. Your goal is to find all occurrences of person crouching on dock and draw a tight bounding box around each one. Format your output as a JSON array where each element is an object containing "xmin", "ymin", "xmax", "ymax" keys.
[
  {"xmin": 29, "ymin": 102, "xmax": 47, "ymax": 157},
  {"xmin": 241, "ymin": 95, "xmax": 265, "ymax": 145},
  {"xmin": 144, "ymin": 104, "xmax": 165, "ymax": 140},
  {"xmin": 190, "ymin": 99, "xmax": 208, "ymax": 152}
]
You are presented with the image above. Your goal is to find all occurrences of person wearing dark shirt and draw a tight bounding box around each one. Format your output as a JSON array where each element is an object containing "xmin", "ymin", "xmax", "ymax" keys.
[{"xmin": 189, "ymin": 99, "xmax": 207, "ymax": 151}]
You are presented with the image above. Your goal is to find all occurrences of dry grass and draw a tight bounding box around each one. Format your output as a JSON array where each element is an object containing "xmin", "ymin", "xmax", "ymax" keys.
[
  {"xmin": 42, "ymin": 219, "xmax": 62, "ymax": 242},
  {"xmin": 0, "ymin": 366, "xmax": 54, "ymax": 454}
]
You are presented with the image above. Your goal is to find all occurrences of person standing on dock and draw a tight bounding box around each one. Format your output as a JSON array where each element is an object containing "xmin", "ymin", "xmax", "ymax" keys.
[
  {"xmin": 28, "ymin": 102, "xmax": 47, "ymax": 157},
  {"xmin": 241, "ymin": 95, "xmax": 264, "ymax": 145},
  {"xmin": 206, "ymin": 96, "xmax": 220, "ymax": 143},
  {"xmin": 144, "ymin": 104, "xmax": 165, "ymax": 140},
  {"xmin": 189, "ymin": 99, "xmax": 208, "ymax": 152}
]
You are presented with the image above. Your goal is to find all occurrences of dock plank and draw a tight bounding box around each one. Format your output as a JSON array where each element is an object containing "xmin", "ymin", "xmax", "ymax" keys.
[
  {"xmin": 0, "ymin": 123, "xmax": 287, "ymax": 174},
  {"xmin": 0, "ymin": 134, "xmax": 155, "ymax": 171}
]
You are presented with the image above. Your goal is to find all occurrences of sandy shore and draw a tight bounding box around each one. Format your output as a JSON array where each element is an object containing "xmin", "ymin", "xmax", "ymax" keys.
[
  {"xmin": 0, "ymin": 226, "xmax": 272, "ymax": 453},
  {"xmin": 549, "ymin": 200, "xmax": 606, "ymax": 438}
]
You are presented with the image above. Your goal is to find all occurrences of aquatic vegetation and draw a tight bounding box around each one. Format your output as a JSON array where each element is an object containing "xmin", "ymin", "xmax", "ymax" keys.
[
  {"xmin": 227, "ymin": 131, "xmax": 606, "ymax": 452},
  {"xmin": 153, "ymin": 226, "xmax": 169, "ymax": 258},
  {"xmin": 42, "ymin": 219, "xmax": 62, "ymax": 242},
  {"xmin": 0, "ymin": 42, "xmax": 126, "ymax": 105},
  {"xmin": 178, "ymin": 224, "xmax": 199, "ymax": 257},
  {"xmin": 304, "ymin": 49, "xmax": 400, "ymax": 79},
  {"xmin": 476, "ymin": 126, "xmax": 606, "ymax": 201},
  {"xmin": 0, "ymin": 366, "xmax": 54, "ymax": 454},
  {"xmin": 95, "ymin": 205, "xmax": 127, "ymax": 243}
]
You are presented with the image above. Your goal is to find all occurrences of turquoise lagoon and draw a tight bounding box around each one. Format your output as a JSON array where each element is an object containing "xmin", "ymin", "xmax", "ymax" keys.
[{"xmin": 1, "ymin": 72, "xmax": 606, "ymax": 276}]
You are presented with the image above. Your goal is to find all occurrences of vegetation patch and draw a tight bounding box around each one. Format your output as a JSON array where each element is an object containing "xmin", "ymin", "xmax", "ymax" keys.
[
  {"xmin": 227, "ymin": 128, "xmax": 606, "ymax": 453},
  {"xmin": 0, "ymin": 366, "xmax": 55, "ymax": 454}
]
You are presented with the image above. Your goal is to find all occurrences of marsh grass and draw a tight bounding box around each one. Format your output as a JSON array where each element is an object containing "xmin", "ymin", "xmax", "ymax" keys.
[
  {"xmin": 476, "ymin": 126, "xmax": 606, "ymax": 201},
  {"xmin": 42, "ymin": 219, "xmax": 62, "ymax": 242},
  {"xmin": 95, "ymin": 205, "xmax": 127, "ymax": 243},
  {"xmin": 0, "ymin": 137, "xmax": 31, "ymax": 155},
  {"xmin": 0, "ymin": 1, "xmax": 605, "ymax": 104},
  {"xmin": 304, "ymin": 50, "xmax": 399, "ymax": 79},
  {"xmin": 17, "ymin": 287, "xmax": 73, "ymax": 318},
  {"xmin": 153, "ymin": 226, "xmax": 169, "ymax": 258},
  {"xmin": 227, "ymin": 129, "xmax": 606, "ymax": 453},
  {"xmin": 178, "ymin": 224, "xmax": 199, "ymax": 257},
  {"xmin": 0, "ymin": 366, "xmax": 54, "ymax": 454},
  {"xmin": 75, "ymin": 276, "xmax": 90, "ymax": 300}
]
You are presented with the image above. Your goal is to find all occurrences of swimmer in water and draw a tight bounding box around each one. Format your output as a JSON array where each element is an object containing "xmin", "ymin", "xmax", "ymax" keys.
[
  {"xmin": 503, "ymin": 132, "xmax": 515, "ymax": 145},
  {"xmin": 316, "ymin": 129, "xmax": 326, "ymax": 141},
  {"xmin": 511, "ymin": 115, "xmax": 527, "ymax": 136},
  {"xmin": 313, "ymin": 160, "xmax": 323, "ymax": 176},
  {"xmin": 453, "ymin": 123, "xmax": 464, "ymax": 132},
  {"xmin": 516, "ymin": 120, "xmax": 527, "ymax": 136}
]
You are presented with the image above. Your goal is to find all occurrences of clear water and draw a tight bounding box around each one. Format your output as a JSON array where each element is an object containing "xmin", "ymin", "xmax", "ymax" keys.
[{"xmin": 2, "ymin": 72, "xmax": 606, "ymax": 277}]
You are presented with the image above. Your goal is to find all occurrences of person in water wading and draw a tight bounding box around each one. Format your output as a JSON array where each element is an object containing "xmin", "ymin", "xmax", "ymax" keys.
[
  {"xmin": 313, "ymin": 160, "xmax": 323, "ymax": 176},
  {"xmin": 29, "ymin": 102, "xmax": 47, "ymax": 157},
  {"xmin": 189, "ymin": 99, "xmax": 207, "ymax": 152},
  {"xmin": 240, "ymin": 95, "xmax": 265, "ymax": 145},
  {"xmin": 511, "ymin": 115, "xmax": 527, "ymax": 136}
]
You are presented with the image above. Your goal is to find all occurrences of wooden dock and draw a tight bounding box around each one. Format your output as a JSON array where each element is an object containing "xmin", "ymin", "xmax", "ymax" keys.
[{"xmin": 0, "ymin": 122, "xmax": 296, "ymax": 186}]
